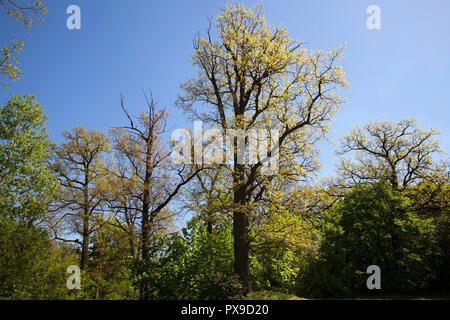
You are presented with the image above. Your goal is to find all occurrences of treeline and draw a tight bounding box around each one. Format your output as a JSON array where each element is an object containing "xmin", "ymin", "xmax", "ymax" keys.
[
  {"xmin": 0, "ymin": 3, "xmax": 449, "ymax": 300},
  {"xmin": 1, "ymin": 93, "xmax": 448, "ymax": 300}
]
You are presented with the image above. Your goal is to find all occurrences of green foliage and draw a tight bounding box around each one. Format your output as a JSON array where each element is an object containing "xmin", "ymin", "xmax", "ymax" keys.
[
  {"xmin": 251, "ymin": 245, "xmax": 300, "ymax": 293},
  {"xmin": 431, "ymin": 212, "xmax": 450, "ymax": 290},
  {"xmin": 0, "ymin": 0, "xmax": 47, "ymax": 31},
  {"xmin": 0, "ymin": 94, "xmax": 57, "ymax": 224},
  {"xmin": 130, "ymin": 218, "xmax": 242, "ymax": 299},
  {"xmin": 407, "ymin": 180, "xmax": 450, "ymax": 291},
  {"xmin": 0, "ymin": 219, "xmax": 78, "ymax": 299},
  {"xmin": 250, "ymin": 210, "xmax": 320, "ymax": 293},
  {"xmin": 75, "ymin": 222, "xmax": 137, "ymax": 300},
  {"xmin": 297, "ymin": 182, "xmax": 436, "ymax": 298},
  {"xmin": 0, "ymin": 1, "xmax": 48, "ymax": 88},
  {"xmin": 0, "ymin": 40, "xmax": 24, "ymax": 89}
]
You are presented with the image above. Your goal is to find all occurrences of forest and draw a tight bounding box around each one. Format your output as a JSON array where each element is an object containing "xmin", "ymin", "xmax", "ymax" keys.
[{"xmin": 0, "ymin": 1, "xmax": 449, "ymax": 300}]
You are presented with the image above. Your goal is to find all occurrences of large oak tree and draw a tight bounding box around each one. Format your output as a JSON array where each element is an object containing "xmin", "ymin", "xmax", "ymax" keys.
[{"xmin": 177, "ymin": 4, "xmax": 347, "ymax": 294}]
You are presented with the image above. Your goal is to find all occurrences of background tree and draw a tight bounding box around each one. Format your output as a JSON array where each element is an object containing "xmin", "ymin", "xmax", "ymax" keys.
[
  {"xmin": 297, "ymin": 182, "xmax": 435, "ymax": 298},
  {"xmin": 111, "ymin": 93, "xmax": 203, "ymax": 300},
  {"xmin": 0, "ymin": 94, "xmax": 75, "ymax": 299},
  {"xmin": 182, "ymin": 167, "xmax": 232, "ymax": 234},
  {"xmin": 177, "ymin": 3, "xmax": 347, "ymax": 294},
  {"xmin": 106, "ymin": 158, "xmax": 141, "ymax": 259},
  {"xmin": 80, "ymin": 219, "xmax": 137, "ymax": 300},
  {"xmin": 0, "ymin": 220, "xmax": 77, "ymax": 299},
  {"xmin": 51, "ymin": 126, "xmax": 110, "ymax": 271},
  {"xmin": 0, "ymin": 94, "xmax": 57, "ymax": 224},
  {"xmin": 336, "ymin": 118, "xmax": 446, "ymax": 190}
]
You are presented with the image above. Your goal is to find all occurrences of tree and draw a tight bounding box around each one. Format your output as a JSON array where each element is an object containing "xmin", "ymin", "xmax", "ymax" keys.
[
  {"xmin": 0, "ymin": 219, "xmax": 77, "ymax": 299},
  {"xmin": 51, "ymin": 126, "xmax": 110, "ymax": 271},
  {"xmin": 0, "ymin": 94, "xmax": 57, "ymax": 224},
  {"xmin": 336, "ymin": 118, "xmax": 446, "ymax": 190},
  {"xmin": 182, "ymin": 167, "xmax": 232, "ymax": 234},
  {"xmin": 407, "ymin": 179, "xmax": 450, "ymax": 291},
  {"xmin": 0, "ymin": 0, "xmax": 47, "ymax": 88},
  {"xmin": 0, "ymin": 40, "xmax": 24, "ymax": 89},
  {"xmin": 297, "ymin": 183, "xmax": 435, "ymax": 297},
  {"xmin": 81, "ymin": 219, "xmax": 136, "ymax": 300},
  {"xmin": 106, "ymin": 158, "xmax": 141, "ymax": 259},
  {"xmin": 250, "ymin": 208, "xmax": 320, "ymax": 293},
  {"xmin": 177, "ymin": 3, "xmax": 347, "ymax": 294},
  {"xmin": 111, "ymin": 93, "xmax": 203, "ymax": 300},
  {"xmin": 0, "ymin": 94, "xmax": 74, "ymax": 299},
  {"xmin": 129, "ymin": 217, "xmax": 241, "ymax": 300}
]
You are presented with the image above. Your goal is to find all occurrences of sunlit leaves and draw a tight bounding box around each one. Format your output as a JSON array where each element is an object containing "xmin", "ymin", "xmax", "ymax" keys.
[{"xmin": 337, "ymin": 118, "xmax": 446, "ymax": 189}]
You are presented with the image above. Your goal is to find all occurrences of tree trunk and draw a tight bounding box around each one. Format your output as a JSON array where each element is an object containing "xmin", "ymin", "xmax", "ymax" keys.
[
  {"xmin": 81, "ymin": 179, "xmax": 90, "ymax": 271},
  {"xmin": 81, "ymin": 215, "xmax": 89, "ymax": 270},
  {"xmin": 139, "ymin": 194, "xmax": 150, "ymax": 300},
  {"xmin": 232, "ymin": 208, "xmax": 252, "ymax": 295},
  {"xmin": 139, "ymin": 145, "xmax": 152, "ymax": 300},
  {"xmin": 233, "ymin": 163, "xmax": 252, "ymax": 295}
]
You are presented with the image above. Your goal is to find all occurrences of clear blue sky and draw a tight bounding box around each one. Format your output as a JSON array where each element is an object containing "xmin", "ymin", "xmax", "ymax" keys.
[{"xmin": 1, "ymin": 0, "xmax": 449, "ymax": 178}]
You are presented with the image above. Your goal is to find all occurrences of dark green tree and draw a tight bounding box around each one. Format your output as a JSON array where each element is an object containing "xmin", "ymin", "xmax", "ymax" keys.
[{"xmin": 297, "ymin": 182, "xmax": 435, "ymax": 297}]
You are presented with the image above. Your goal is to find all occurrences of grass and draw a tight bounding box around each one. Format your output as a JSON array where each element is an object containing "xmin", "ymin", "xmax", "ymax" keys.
[
  {"xmin": 240, "ymin": 291, "xmax": 450, "ymax": 300},
  {"xmin": 242, "ymin": 290, "xmax": 301, "ymax": 300},
  {"xmin": 341, "ymin": 293, "xmax": 450, "ymax": 300}
]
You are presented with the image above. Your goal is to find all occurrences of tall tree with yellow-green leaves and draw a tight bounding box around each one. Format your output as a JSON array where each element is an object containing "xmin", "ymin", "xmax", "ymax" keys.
[
  {"xmin": 111, "ymin": 93, "xmax": 203, "ymax": 300},
  {"xmin": 51, "ymin": 126, "xmax": 110, "ymax": 271},
  {"xmin": 177, "ymin": 3, "xmax": 348, "ymax": 294}
]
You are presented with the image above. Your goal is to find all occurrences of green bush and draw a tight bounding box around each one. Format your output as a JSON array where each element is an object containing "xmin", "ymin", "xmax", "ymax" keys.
[
  {"xmin": 130, "ymin": 218, "xmax": 241, "ymax": 299},
  {"xmin": 0, "ymin": 219, "xmax": 78, "ymax": 299},
  {"xmin": 296, "ymin": 182, "xmax": 435, "ymax": 298}
]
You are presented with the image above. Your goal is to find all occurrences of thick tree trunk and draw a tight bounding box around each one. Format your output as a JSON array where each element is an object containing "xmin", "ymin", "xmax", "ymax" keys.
[
  {"xmin": 80, "ymin": 215, "xmax": 89, "ymax": 271},
  {"xmin": 81, "ymin": 179, "xmax": 90, "ymax": 271},
  {"xmin": 232, "ymin": 207, "xmax": 252, "ymax": 295},
  {"xmin": 139, "ymin": 146, "xmax": 152, "ymax": 300},
  {"xmin": 139, "ymin": 204, "xmax": 150, "ymax": 300},
  {"xmin": 233, "ymin": 163, "xmax": 252, "ymax": 295}
]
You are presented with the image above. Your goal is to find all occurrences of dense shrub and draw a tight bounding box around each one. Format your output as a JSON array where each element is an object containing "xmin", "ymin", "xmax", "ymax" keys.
[
  {"xmin": 130, "ymin": 218, "xmax": 241, "ymax": 299},
  {"xmin": 0, "ymin": 219, "xmax": 78, "ymax": 299},
  {"xmin": 296, "ymin": 182, "xmax": 436, "ymax": 298}
]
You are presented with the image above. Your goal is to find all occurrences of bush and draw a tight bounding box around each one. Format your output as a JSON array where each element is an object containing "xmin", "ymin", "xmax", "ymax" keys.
[
  {"xmin": 0, "ymin": 219, "xmax": 78, "ymax": 299},
  {"xmin": 130, "ymin": 218, "xmax": 241, "ymax": 299},
  {"xmin": 296, "ymin": 182, "xmax": 435, "ymax": 298}
]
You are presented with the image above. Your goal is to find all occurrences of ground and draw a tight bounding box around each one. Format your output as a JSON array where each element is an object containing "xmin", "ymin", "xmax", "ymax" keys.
[{"xmin": 241, "ymin": 291, "xmax": 450, "ymax": 300}]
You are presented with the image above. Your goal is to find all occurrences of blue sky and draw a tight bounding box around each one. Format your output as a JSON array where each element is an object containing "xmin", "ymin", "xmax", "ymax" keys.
[{"xmin": 1, "ymin": 0, "xmax": 449, "ymax": 178}]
